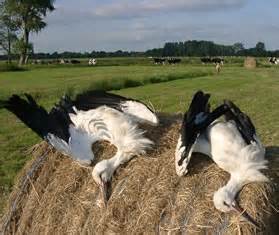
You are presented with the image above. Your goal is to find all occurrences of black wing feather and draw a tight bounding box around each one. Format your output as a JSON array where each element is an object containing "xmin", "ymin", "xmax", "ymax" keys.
[
  {"xmin": 223, "ymin": 100, "xmax": 256, "ymax": 144},
  {"xmin": 73, "ymin": 89, "xmax": 155, "ymax": 113},
  {"xmin": 178, "ymin": 91, "xmax": 231, "ymax": 166},
  {"xmin": 73, "ymin": 90, "xmax": 129, "ymax": 111},
  {"xmin": 178, "ymin": 91, "xmax": 211, "ymax": 165},
  {"xmin": 2, "ymin": 94, "xmax": 72, "ymax": 142},
  {"xmin": 3, "ymin": 95, "xmax": 50, "ymax": 138}
]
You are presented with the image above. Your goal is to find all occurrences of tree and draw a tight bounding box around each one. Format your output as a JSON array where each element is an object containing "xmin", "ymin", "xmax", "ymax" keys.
[
  {"xmin": 232, "ymin": 42, "xmax": 244, "ymax": 54},
  {"xmin": 256, "ymin": 42, "xmax": 265, "ymax": 51},
  {"xmin": 255, "ymin": 42, "xmax": 266, "ymax": 56},
  {"xmin": 0, "ymin": 0, "xmax": 18, "ymax": 63},
  {"xmin": 5, "ymin": 0, "xmax": 55, "ymax": 65}
]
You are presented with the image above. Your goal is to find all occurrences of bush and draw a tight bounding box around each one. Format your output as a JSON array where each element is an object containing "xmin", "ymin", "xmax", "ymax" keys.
[
  {"xmin": 86, "ymin": 71, "xmax": 212, "ymax": 92},
  {"xmin": 0, "ymin": 64, "xmax": 26, "ymax": 72},
  {"xmin": 123, "ymin": 79, "xmax": 143, "ymax": 88}
]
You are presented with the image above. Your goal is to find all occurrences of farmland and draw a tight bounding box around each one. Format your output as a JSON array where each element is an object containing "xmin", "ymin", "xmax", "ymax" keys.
[{"xmin": 0, "ymin": 58, "xmax": 278, "ymax": 215}]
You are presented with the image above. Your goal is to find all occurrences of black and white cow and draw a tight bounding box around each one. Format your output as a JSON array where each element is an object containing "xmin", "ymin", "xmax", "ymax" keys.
[
  {"xmin": 168, "ymin": 58, "xmax": 182, "ymax": 64},
  {"xmin": 211, "ymin": 57, "xmax": 224, "ymax": 65},
  {"xmin": 153, "ymin": 58, "xmax": 166, "ymax": 65},
  {"xmin": 269, "ymin": 57, "xmax": 278, "ymax": 64},
  {"xmin": 70, "ymin": 59, "xmax": 81, "ymax": 64},
  {"xmin": 89, "ymin": 58, "xmax": 97, "ymax": 66},
  {"xmin": 201, "ymin": 57, "xmax": 224, "ymax": 65},
  {"xmin": 200, "ymin": 57, "xmax": 212, "ymax": 64}
]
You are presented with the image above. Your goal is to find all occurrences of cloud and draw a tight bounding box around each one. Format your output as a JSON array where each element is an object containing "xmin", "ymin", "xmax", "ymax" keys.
[
  {"xmin": 45, "ymin": 6, "xmax": 95, "ymax": 26},
  {"xmin": 94, "ymin": 0, "xmax": 248, "ymax": 18},
  {"xmin": 45, "ymin": 0, "xmax": 248, "ymax": 26},
  {"xmin": 32, "ymin": 18, "xmax": 279, "ymax": 53},
  {"xmin": 31, "ymin": 0, "xmax": 279, "ymax": 52}
]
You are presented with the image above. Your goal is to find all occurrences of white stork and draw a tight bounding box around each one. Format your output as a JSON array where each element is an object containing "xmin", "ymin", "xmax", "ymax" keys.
[
  {"xmin": 175, "ymin": 91, "xmax": 268, "ymax": 227},
  {"xmin": 1, "ymin": 90, "xmax": 158, "ymax": 204}
]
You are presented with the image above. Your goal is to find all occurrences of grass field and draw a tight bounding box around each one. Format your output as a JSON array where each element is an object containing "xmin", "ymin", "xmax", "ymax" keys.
[{"xmin": 0, "ymin": 58, "xmax": 278, "ymax": 215}]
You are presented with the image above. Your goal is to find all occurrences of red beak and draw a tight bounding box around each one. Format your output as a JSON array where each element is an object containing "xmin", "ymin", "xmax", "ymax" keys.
[
  {"xmin": 232, "ymin": 201, "xmax": 260, "ymax": 229},
  {"xmin": 100, "ymin": 180, "xmax": 111, "ymax": 206}
]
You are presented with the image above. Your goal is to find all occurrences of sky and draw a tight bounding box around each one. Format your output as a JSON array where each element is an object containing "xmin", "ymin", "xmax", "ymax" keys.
[{"xmin": 31, "ymin": 0, "xmax": 279, "ymax": 53}]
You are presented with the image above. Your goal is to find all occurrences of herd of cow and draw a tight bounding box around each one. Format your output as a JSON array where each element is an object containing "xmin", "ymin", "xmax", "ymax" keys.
[
  {"xmin": 32, "ymin": 58, "xmax": 97, "ymax": 66},
  {"xmin": 153, "ymin": 57, "xmax": 224, "ymax": 65},
  {"xmin": 31, "ymin": 57, "xmax": 278, "ymax": 66},
  {"xmin": 200, "ymin": 57, "xmax": 224, "ymax": 65},
  {"xmin": 153, "ymin": 57, "xmax": 182, "ymax": 65},
  {"xmin": 154, "ymin": 57, "xmax": 278, "ymax": 66}
]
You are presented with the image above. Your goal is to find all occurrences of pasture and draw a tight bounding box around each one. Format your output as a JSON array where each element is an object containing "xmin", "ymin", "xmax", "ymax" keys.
[{"xmin": 0, "ymin": 58, "xmax": 278, "ymax": 216}]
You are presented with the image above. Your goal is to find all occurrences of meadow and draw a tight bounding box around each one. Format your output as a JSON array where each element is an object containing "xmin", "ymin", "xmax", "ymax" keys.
[{"xmin": 0, "ymin": 57, "xmax": 278, "ymax": 215}]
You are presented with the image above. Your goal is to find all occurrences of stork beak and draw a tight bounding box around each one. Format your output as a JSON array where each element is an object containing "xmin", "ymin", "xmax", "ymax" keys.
[
  {"xmin": 100, "ymin": 180, "xmax": 111, "ymax": 206},
  {"xmin": 232, "ymin": 201, "xmax": 260, "ymax": 229}
]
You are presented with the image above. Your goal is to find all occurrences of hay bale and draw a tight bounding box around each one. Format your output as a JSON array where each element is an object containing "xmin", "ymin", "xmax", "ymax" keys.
[
  {"xmin": 0, "ymin": 114, "xmax": 278, "ymax": 235},
  {"xmin": 244, "ymin": 57, "xmax": 257, "ymax": 69}
]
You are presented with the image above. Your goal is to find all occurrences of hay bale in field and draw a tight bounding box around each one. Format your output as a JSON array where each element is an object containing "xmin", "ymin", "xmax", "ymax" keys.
[
  {"xmin": 244, "ymin": 57, "xmax": 257, "ymax": 69},
  {"xmin": 0, "ymin": 114, "xmax": 278, "ymax": 235}
]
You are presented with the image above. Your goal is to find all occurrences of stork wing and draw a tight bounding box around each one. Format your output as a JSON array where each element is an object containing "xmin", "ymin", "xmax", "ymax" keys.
[
  {"xmin": 73, "ymin": 90, "xmax": 159, "ymax": 125},
  {"xmin": 2, "ymin": 94, "xmax": 72, "ymax": 142},
  {"xmin": 177, "ymin": 91, "xmax": 211, "ymax": 166},
  {"xmin": 223, "ymin": 100, "xmax": 256, "ymax": 144},
  {"xmin": 1, "ymin": 94, "xmax": 94, "ymax": 165},
  {"xmin": 2, "ymin": 94, "xmax": 52, "ymax": 139}
]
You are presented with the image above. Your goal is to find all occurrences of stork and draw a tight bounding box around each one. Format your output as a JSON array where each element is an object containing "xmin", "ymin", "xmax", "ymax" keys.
[
  {"xmin": 175, "ymin": 91, "xmax": 268, "ymax": 227},
  {"xmin": 1, "ymin": 90, "xmax": 158, "ymax": 204}
]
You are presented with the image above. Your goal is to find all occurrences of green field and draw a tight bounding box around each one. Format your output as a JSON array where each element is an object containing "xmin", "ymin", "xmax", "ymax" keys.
[{"xmin": 0, "ymin": 58, "xmax": 278, "ymax": 215}]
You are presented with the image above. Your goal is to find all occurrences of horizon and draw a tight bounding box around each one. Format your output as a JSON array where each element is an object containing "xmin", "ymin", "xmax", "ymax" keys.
[{"xmin": 27, "ymin": 39, "xmax": 279, "ymax": 54}]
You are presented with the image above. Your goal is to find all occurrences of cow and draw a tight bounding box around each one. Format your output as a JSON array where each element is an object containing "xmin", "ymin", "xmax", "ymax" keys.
[
  {"xmin": 211, "ymin": 57, "xmax": 224, "ymax": 65},
  {"xmin": 168, "ymin": 58, "xmax": 182, "ymax": 64},
  {"xmin": 269, "ymin": 57, "xmax": 278, "ymax": 64},
  {"xmin": 201, "ymin": 57, "xmax": 224, "ymax": 65},
  {"xmin": 70, "ymin": 59, "xmax": 81, "ymax": 64},
  {"xmin": 215, "ymin": 63, "xmax": 221, "ymax": 74},
  {"xmin": 200, "ymin": 57, "xmax": 212, "ymax": 64},
  {"xmin": 153, "ymin": 58, "xmax": 166, "ymax": 65},
  {"xmin": 52, "ymin": 59, "xmax": 60, "ymax": 64},
  {"xmin": 88, "ymin": 58, "xmax": 97, "ymax": 66}
]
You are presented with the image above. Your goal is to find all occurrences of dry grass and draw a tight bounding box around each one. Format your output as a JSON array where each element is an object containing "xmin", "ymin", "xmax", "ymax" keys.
[
  {"xmin": 244, "ymin": 57, "xmax": 257, "ymax": 69},
  {"xmin": 0, "ymin": 114, "xmax": 278, "ymax": 235}
]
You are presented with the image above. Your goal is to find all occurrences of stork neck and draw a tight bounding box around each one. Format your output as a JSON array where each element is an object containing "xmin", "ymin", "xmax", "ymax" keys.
[
  {"xmin": 107, "ymin": 150, "xmax": 133, "ymax": 173},
  {"xmin": 224, "ymin": 175, "xmax": 246, "ymax": 197},
  {"xmin": 107, "ymin": 151, "xmax": 123, "ymax": 170}
]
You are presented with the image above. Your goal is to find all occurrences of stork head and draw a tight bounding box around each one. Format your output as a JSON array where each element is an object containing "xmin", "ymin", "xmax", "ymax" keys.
[
  {"xmin": 213, "ymin": 187, "xmax": 235, "ymax": 212},
  {"xmin": 213, "ymin": 187, "xmax": 259, "ymax": 228},
  {"xmin": 92, "ymin": 159, "xmax": 114, "ymax": 206}
]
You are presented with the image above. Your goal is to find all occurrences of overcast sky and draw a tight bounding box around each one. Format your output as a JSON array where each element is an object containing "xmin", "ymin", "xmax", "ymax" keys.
[{"xmin": 31, "ymin": 0, "xmax": 279, "ymax": 53}]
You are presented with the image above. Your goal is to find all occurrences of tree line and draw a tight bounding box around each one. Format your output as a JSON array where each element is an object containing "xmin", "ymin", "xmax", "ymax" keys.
[
  {"xmin": 1, "ymin": 40, "xmax": 278, "ymax": 62},
  {"xmin": 146, "ymin": 41, "xmax": 279, "ymax": 57}
]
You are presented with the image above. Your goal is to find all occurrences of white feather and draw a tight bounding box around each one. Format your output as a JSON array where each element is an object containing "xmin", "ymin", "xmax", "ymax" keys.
[
  {"xmin": 48, "ymin": 104, "xmax": 154, "ymax": 189},
  {"xmin": 55, "ymin": 106, "xmax": 153, "ymax": 165},
  {"xmin": 121, "ymin": 100, "xmax": 159, "ymax": 126},
  {"xmin": 192, "ymin": 120, "xmax": 268, "ymax": 213},
  {"xmin": 175, "ymin": 117, "xmax": 268, "ymax": 214}
]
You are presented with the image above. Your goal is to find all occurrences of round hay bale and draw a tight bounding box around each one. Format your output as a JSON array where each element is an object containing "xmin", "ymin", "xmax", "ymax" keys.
[
  {"xmin": 244, "ymin": 57, "xmax": 257, "ymax": 69},
  {"xmin": 0, "ymin": 114, "xmax": 278, "ymax": 235}
]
